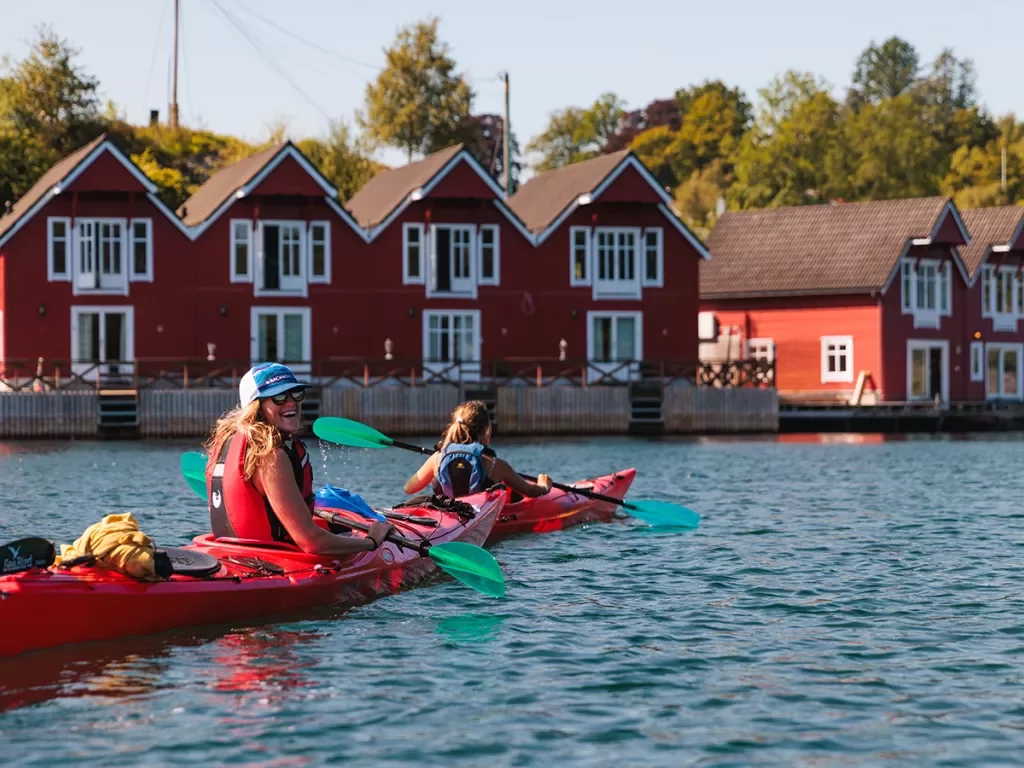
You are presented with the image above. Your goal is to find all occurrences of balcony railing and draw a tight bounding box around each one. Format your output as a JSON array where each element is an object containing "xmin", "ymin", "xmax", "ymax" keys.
[{"xmin": 0, "ymin": 357, "xmax": 775, "ymax": 391}]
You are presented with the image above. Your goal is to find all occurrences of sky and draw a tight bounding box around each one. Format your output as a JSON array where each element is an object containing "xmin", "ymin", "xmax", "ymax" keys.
[{"xmin": 1, "ymin": 0, "xmax": 1021, "ymax": 174}]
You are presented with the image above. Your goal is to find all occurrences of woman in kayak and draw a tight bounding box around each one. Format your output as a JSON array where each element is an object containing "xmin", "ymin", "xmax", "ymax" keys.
[
  {"xmin": 403, "ymin": 400, "xmax": 552, "ymax": 499},
  {"xmin": 205, "ymin": 363, "xmax": 394, "ymax": 555}
]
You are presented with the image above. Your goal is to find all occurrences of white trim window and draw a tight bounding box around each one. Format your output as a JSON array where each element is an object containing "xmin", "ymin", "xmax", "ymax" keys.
[
  {"xmin": 477, "ymin": 225, "xmax": 500, "ymax": 286},
  {"xmin": 901, "ymin": 258, "xmax": 951, "ymax": 329},
  {"xmin": 251, "ymin": 306, "xmax": 312, "ymax": 373},
  {"xmin": 422, "ymin": 309, "xmax": 482, "ymax": 382},
  {"xmin": 47, "ymin": 217, "xmax": 72, "ymax": 281},
  {"xmin": 255, "ymin": 220, "xmax": 307, "ymax": 297},
  {"xmin": 403, "ymin": 223, "xmax": 425, "ymax": 285},
  {"xmin": 427, "ymin": 224, "xmax": 476, "ymax": 298},
  {"xmin": 985, "ymin": 342, "xmax": 1023, "ymax": 400},
  {"xmin": 587, "ymin": 310, "xmax": 643, "ymax": 383},
  {"xmin": 593, "ymin": 227, "xmax": 642, "ymax": 300},
  {"xmin": 642, "ymin": 227, "xmax": 663, "ymax": 287},
  {"xmin": 230, "ymin": 220, "xmax": 253, "ymax": 283},
  {"xmin": 970, "ymin": 342, "xmax": 984, "ymax": 382},
  {"xmin": 308, "ymin": 221, "xmax": 331, "ymax": 284},
  {"xmin": 907, "ymin": 339, "xmax": 949, "ymax": 402},
  {"xmin": 129, "ymin": 218, "xmax": 153, "ymax": 281},
  {"xmin": 820, "ymin": 336, "xmax": 853, "ymax": 383},
  {"xmin": 747, "ymin": 337, "xmax": 775, "ymax": 361},
  {"xmin": 569, "ymin": 226, "xmax": 591, "ymax": 287},
  {"xmin": 71, "ymin": 218, "xmax": 129, "ymax": 296},
  {"xmin": 70, "ymin": 305, "xmax": 135, "ymax": 379},
  {"xmin": 980, "ymin": 265, "xmax": 1020, "ymax": 332}
]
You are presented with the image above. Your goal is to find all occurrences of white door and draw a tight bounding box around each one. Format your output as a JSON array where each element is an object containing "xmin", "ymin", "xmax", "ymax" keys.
[
  {"xmin": 588, "ymin": 312, "xmax": 642, "ymax": 383},
  {"xmin": 251, "ymin": 308, "xmax": 311, "ymax": 374},
  {"xmin": 428, "ymin": 226, "xmax": 476, "ymax": 297},
  {"xmin": 71, "ymin": 307, "xmax": 135, "ymax": 380},
  {"xmin": 423, "ymin": 311, "xmax": 481, "ymax": 382},
  {"xmin": 593, "ymin": 229, "xmax": 641, "ymax": 299},
  {"xmin": 256, "ymin": 223, "xmax": 305, "ymax": 294},
  {"xmin": 97, "ymin": 221, "xmax": 127, "ymax": 291},
  {"xmin": 986, "ymin": 344, "xmax": 1023, "ymax": 400},
  {"xmin": 907, "ymin": 341, "xmax": 948, "ymax": 402}
]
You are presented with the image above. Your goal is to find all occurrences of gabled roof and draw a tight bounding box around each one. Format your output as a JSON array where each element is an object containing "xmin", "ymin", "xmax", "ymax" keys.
[
  {"xmin": 346, "ymin": 144, "xmax": 464, "ymax": 229},
  {"xmin": 178, "ymin": 141, "xmax": 359, "ymax": 238},
  {"xmin": 345, "ymin": 144, "xmax": 535, "ymax": 242},
  {"xmin": 0, "ymin": 134, "xmax": 191, "ymax": 247},
  {"xmin": 507, "ymin": 150, "xmax": 710, "ymax": 258},
  {"xmin": 960, "ymin": 206, "xmax": 1024, "ymax": 278},
  {"xmin": 702, "ymin": 197, "xmax": 970, "ymax": 299}
]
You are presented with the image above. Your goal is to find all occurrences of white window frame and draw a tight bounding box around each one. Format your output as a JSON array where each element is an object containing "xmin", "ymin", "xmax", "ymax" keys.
[
  {"xmin": 426, "ymin": 223, "xmax": 477, "ymax": 299},
  {"xmin": 230, "ymin": 219, "xmax": 253, "ymax": 283},
  {"xmin": 900, "ymin": 258, "xmax": 951, "ymax": 330},
  {"xmin": 906, "ymin": 339, "xmax": 949, "ymax": 403},
  {"xmin": 70, "ymin": 305, "xmax": 135, "ymax": 380},
  {"xmin": 402, "ymin": 223, "xmax": 425, "ymax": 285},
  {"xmin": 593, "ymin": 227, "xmax": 642, "ymax": 300},
  {"xmin": 128, "ymin": 218, "xmax": 153, "ymax": 282},
  {"xmin": 970, "ymin": 341, "xmax": 984, "ymax": 383},
  {"xmin": 569, "ymin": 226, "xmax": 591, "ymax": 287},
  {"xmin": 47, "ymin": 216, "xmax": 72, "ymax": 281},
  {"xmin": 477, "ymin": 224, "xmax": 500, "ymax": 286},
  {"xmin": 307, "ymin": 220, "xmax": 331, "ymax": 285},
  {"xmin": 984, "ymin": 342, "xmax": 1024, "ymax": 401},
  {"xmin": 71, "ymin": 217, "xmax": 130, "ymax": 297},
  {"xmin": 254, "ymin": 220, "xmax": 308, "ymax": 298},
  {"xmin": 422, "ymin": 309, "xmax": 482, "ymax": 382},
  {"xmin": 820, "ymin": 335, "xmax": 853, "ymax": 384},
  {"xmin": 641, "ymin": 227, "xmax": 663, "ymax": 288},
  {"xmin": 980, "ymin": 264, "xmax": 1020, "ymax": 332},
  {"xmin": 747, "ymin": 337, "xmax": 775, "ymax": 361},
  {"xmin": 586, "ymin": 310, "xmax": 643, "ymax": 383},
  {"xmin": 250, "ymin": 306, "xmax": 312, "ymax": 375}
]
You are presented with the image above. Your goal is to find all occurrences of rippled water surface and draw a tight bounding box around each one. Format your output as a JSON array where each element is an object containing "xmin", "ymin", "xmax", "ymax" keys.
[{"xmin": 2, "ymin": 434, "xmax": 1024, "ymax": 766}]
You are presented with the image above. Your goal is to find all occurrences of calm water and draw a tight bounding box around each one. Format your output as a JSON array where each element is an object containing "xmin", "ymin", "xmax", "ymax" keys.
[{"xmin": 2, "ymin": 434, "xmax": 1024, "ymax": 766}]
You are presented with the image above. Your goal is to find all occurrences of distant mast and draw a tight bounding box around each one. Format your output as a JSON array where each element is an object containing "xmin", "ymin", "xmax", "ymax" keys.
[{"xmin": 170, "ymin": 0, "xmax": 180, "ymax": 129}]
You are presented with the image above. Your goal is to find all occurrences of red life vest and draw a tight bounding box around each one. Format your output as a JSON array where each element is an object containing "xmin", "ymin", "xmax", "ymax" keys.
[{"xmin": 208, "ymin": 432, "xmax": 317, "ymax": 544}]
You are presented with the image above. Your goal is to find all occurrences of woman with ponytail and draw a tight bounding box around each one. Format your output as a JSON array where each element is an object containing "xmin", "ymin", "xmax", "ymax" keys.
[
  {"xmin": 205, "ymin": 363, "xmax": 394, "ymax": 555},
  {"xmin": 403, "ymin": 401, "xmax": 552, "ymax": 499}
]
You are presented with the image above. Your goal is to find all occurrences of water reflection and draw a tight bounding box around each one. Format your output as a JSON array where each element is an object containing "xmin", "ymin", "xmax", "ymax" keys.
[{"xmin": 434, "ymin": 613, "xmax": 506, "ymax": 645}]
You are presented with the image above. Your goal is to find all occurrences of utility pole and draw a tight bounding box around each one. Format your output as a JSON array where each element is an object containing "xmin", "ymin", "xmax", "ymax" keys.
[
  {"xmin": 501, "ymin": 71, "xmax": 511, "ymax": 198},
  {"xmin": 1002, "ymin": 145, "xmax": 1008, "ymax": 193},
  {"xmin": 170, "ymin": 0, "xmax": 180, "ymax": 130}
]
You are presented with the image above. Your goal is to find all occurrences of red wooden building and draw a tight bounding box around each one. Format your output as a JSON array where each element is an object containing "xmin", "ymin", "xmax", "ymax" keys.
[
  {"xmin": 506, "ymin": 150, "xmax": 710, "ymax": 381},
  {"xmin": 959, "ymin": 206, "xmax": 1024, "ymax": 401},
  {"xmin": 0, "ymin": 135, "xmax": 194, "ymax": 381},
  {"xmin": 700, "ymin": 197, "xmax": 974, "ymax": 403}
]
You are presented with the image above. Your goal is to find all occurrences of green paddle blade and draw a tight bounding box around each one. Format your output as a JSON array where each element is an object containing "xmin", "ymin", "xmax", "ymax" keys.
[
  {"xmin": 626, "ymin": 499, "xmax": 701, "ymax": 529},
  {"xmin": 180, "ymin": 451, "xmax": 208, "ymax": 501},
  {"xmin": 426, "ymin": 541, "xmax": 506, "ymax": 598},
  {"xmin": 313, "ymin": 417, "xmax": 393, "ymax": 450}
]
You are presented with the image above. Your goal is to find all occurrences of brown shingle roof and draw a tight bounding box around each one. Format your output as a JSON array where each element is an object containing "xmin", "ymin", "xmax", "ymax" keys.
[
  {"xmin": 177, "ymin": 143, "xmax": 284, "ymax": 226},
  {"xmin": 0, "ymin": 134, "xmax": 107, "ymax": 242},
  {"xmin": 702, "ymin": 197, "xmax": 957, "ymax": 298},
  {"xmin": 959, "ymin": 207, "xmax": 1024, "ymax": 278},
  {"xmin": 507, "ymin": 150, "xmax": 631, "ymax": 233},
  {"xmin": 345, "ymin": 144, "xmax": 464, "ymax": 229}
]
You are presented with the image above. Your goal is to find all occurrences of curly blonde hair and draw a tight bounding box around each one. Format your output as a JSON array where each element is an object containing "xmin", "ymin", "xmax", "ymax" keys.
[
  {"xmin": 440, "ymin": 400, "xmax": 491, "ymax": 447},
  {"xmin": 204, "ymin": 401, "xmax": 280, "ymax": 479}
]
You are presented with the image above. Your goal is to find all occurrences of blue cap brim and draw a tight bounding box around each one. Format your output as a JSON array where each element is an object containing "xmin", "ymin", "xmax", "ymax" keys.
[{"xmin": 259, "ymin": 381, "xmax": 310, "ymax": 400}]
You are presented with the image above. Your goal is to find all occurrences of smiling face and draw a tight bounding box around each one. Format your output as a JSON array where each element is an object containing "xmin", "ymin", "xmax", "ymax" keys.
[{"xmin": 258, "ymin": 389, "xmax": 303, "ymax": 434}]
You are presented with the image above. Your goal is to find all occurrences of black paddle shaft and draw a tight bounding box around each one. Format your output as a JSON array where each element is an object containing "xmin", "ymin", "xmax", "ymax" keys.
[
  {"xmin": 313, "ymin": 509, "xmax": 429, "ymax": 555},
  {"xmin": 388, "ymin": 439, "xmax": 627, "ymax": 509}
]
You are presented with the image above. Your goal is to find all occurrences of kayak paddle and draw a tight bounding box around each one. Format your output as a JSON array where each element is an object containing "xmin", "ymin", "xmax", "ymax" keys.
[
  {"xmin": 311, "ymin": 416, "xmax": 701, "ymax": 529},
  {"xmin": 178, "ymin": 451, "xmax": 506, "ymax": 597}
]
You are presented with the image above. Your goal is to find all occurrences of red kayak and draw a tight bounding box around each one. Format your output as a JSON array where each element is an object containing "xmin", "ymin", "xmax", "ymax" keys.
[
  {"xmin": 490, "ymin": 468, "xmax": 636, "ymax": 540},
  {"xmin": 0, "ymin": 488, "xmax": 505, "ymax": 659}
]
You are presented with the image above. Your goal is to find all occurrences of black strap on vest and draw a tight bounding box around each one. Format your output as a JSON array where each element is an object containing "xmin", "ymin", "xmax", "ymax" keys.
[{"xmin": 209, "ymin": 438, "xmax": 237, "ymax": 539}]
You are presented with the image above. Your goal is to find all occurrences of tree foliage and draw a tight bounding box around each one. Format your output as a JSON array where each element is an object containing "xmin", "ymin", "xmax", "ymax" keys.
[
  {"xmin": 848, "ymin": 37, "xmax": 919, "ymax": 108},
  {"xmin": 526, "ymin": 93, "xmax": 626, "ymax": 171}
]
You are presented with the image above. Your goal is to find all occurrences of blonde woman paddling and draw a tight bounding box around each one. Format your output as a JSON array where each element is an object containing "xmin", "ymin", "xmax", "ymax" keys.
[
  {"xmin": 206, "ymin": 363, "xmax": 394, "ymax": 555},
  {"xmin": 404, "ymin": 401, "xmax": 552, "ymax": 499}
]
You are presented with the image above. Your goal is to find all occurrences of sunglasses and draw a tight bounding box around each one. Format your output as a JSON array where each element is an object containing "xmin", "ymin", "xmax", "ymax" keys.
[{"xmin": 268, "ymin": 389, "xmax": 306, "ymax": 406}]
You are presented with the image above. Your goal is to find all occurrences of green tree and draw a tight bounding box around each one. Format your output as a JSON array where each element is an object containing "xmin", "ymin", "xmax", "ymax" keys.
[
  {"xmin": 848, "ymin": 37, "xmax": 919, "ymax": 108},
  {"xmin": 526, "ymin": 93, "xmax": 625, "ymax": 171},
  {"xmin": 729, "ymin": 72, "xmax": 847, "ymax": 209},
  {"xmin": 360, "ymin": 18, "xmax": 474, "ymax": 162},
  {"xmin": 297, "ymin": 121, "xmax": 383, "ymax": 203},
  {"xmin": 674, "ymin": 159, "xmax": 728, "ymax": 239},
  {"xmin": 943, "ymin": 115, "xmax": 1024, "ymax": 207},
  {"xmin": 675, "ymin": 80, "xmax": 752, "ymax": 137},
  {"xmin": 629, "ymin": 126, "xmax": 677, "ymax": 187}
]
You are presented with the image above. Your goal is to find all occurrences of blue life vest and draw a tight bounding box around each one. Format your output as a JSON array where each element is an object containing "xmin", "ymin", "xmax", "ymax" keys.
[{"xmin": 435, "ymin": 442, "xmax": 488, "ymax": 498}]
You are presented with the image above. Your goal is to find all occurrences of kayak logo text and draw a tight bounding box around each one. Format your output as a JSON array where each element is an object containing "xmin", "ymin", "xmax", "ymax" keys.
[
  {"xmin": 212, "ymin": 491, "xmax": 223, "ymax": 509},
  {"xmin": 2, "ymin": 545, "xmax": 33, "ymax": 574}
]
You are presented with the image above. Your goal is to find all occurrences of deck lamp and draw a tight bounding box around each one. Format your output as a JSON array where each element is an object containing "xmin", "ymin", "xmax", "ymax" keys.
[
  {"xmin": 38, "ymin": 304, "xmax": 45, "ymax": 316},
  {"xmin": 408, "ymin": 306, "xmax": 416, "ymax": 318},
  {"xmin": 220, "ymin": 305, "xmax": 228, "ymax": 317},
  {"xmin": 973, "ymin": 331, "xmax": 981, "ymax": 339}
]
